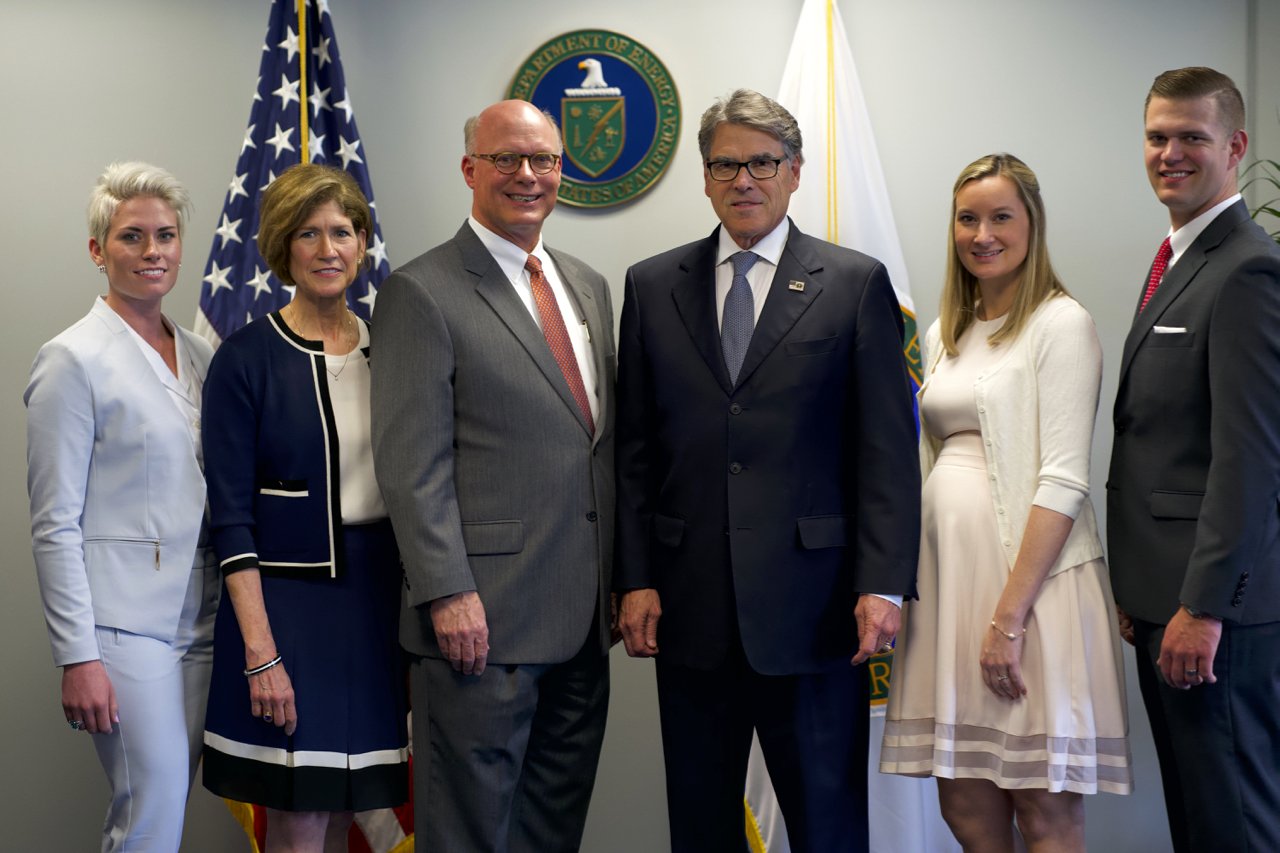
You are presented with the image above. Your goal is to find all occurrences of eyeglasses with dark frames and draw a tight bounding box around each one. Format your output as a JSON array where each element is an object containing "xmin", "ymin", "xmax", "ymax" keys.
[
  {"xmin": 705, "ymin": 157, "xmax": 785, "ymax": 182},
  {"xmin": 471, "ymin": 152, "xmax": 561, "ymax": 175}
]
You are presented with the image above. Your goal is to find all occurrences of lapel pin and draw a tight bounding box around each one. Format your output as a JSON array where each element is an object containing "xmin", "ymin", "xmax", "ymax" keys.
[{"xmin": 788, "ymin": 280, "xmax": 806, "ymax": 292}]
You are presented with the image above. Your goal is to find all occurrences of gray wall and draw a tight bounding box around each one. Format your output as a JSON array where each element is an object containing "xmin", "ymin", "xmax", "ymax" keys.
[{"xmin": 2, "ymin": 1, "xmax": 1276, "ymax": 851}]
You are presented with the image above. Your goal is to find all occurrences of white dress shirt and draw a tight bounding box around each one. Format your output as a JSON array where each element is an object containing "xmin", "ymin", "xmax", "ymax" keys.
[
  {"xmin": 1167, "ymin": 193, "xmax": 1242, "ymax": 269},
  {"xmin": 713, "ymin": 219, "xmax": 790, "ymax": 329},
  {"xmin": 468, "ymin": 217, "xmax": 599, "ymax": 424}
]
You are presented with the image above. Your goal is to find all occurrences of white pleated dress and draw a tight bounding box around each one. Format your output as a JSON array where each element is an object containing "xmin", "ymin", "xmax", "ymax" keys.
[{"xmin": 881, "ymin": 315, "xmax": 1133, "ymax": 795}]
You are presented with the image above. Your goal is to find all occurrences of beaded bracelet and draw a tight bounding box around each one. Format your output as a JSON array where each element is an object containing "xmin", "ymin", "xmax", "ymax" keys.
[
  {"xmin": 243, "ymin": 655, "xmax": 283, "ymax": 677},
  {"xmin": 989, "ymin": 620, "xmax": 1026, "ymax": 641}
]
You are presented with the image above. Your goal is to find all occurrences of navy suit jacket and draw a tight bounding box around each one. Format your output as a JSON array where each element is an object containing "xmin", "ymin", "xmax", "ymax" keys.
[
  {"xmin": 1109, "ymin": 200, "xmax": 1280, "ymax": 625},
  {"xmin": 615, "ymin": 221, "xmax": 920, "ymax": 674}
]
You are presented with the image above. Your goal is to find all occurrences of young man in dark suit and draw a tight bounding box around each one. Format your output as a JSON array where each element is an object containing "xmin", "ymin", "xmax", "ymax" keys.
[{"xmin": 1109, "ymin": 66, "xmax": 1280, "ymax": 852}]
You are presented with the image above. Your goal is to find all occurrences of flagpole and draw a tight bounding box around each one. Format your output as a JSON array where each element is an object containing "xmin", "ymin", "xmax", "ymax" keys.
[
  {"xmin": 297, "ymin": 0, "xmax": 310, "ymax": 163},
  {"xmin": 824, "ymin": 0, "xmax": 837, "ymax": 243}
]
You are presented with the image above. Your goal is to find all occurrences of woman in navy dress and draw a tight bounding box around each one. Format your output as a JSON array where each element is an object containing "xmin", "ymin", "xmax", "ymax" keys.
[{"xmin": 201, "ymin": 163, "xmax": 407, "ymax": 851}]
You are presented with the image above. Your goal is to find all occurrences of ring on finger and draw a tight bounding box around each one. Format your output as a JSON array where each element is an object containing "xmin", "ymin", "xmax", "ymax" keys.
[
  {"xmin": 996, "ymin": 675, "xmax": 1010, "ymax": 682},
  {"xmin": 68, "ymin": 720, "xmax": 84, "ymax": 731},
  {"xmin": 1185, "ymin": 669, "xmax": 1199, "ymax": 677}
]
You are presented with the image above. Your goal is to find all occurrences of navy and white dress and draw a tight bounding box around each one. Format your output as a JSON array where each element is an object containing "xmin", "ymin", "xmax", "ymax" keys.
[{"xmin": 201, "ymin": 313, "xmax": 408, "ymax": 811}]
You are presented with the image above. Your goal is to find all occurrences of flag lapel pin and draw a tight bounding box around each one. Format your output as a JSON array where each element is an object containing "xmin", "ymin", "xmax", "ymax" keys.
[{"xmin": 788, "ymin": 280, "xmax": 806, "ymax": 292}]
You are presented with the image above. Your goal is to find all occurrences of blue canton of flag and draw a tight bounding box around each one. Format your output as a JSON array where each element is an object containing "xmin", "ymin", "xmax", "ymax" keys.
[{"xmin": 196, "ymin": 0, "xmax": 389, "ymax": 345}]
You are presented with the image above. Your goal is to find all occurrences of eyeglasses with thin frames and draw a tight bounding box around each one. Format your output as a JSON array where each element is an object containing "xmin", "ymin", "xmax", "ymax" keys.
[{"xmin": 471, "ymin": 152, "xmax": 561, "ymax": 175}]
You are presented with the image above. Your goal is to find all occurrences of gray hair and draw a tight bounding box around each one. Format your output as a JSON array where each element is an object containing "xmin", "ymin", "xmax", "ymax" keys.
[
  {"xmin": 697, "ymin": 89, "xmax": 804, "ymax": 164},
  {"xmin": 463, "ymin": 103, "xmax": 563, "ymax": 154},
  {"xmin": 87, "ymin": 161, "xmax": 192, "ymax": 245}
]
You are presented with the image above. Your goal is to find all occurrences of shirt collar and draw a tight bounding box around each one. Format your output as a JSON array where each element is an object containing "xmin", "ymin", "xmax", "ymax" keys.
[
  {"xmin": 468, "ymin": 216, "xmax": 550, "ymax": 283},
  {"xmin": 715, "ymin": 218, "xmax": 790, "ymax": 268},
  {"xmin": 1168, "ymin": 194, "xmax": 1241, "ymax": 261}
]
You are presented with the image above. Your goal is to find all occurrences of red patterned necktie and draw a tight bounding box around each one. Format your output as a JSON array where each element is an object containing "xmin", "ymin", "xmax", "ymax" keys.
[
  {"xmin": 1139, "ymin": 237, "xmax": 1173, "ymax": 312},
  {"xmin": 525, "ymin": 255, "xmax": 595, "ymax": 434}
]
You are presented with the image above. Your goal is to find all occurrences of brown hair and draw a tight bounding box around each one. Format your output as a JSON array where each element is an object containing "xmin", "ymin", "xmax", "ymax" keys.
[
  {"xmin": 1145, "ymin": 66, "xmax": 1245, "ymax": 134},
  {"xmin": 256, "ymin": 163, "xmax": 371, "ymax": 286}
]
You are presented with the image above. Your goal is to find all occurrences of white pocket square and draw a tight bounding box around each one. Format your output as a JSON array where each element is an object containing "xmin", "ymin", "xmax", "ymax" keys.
[{"xmin": 1152, "ymin": 325, "xmax": 1188, "ymax": 334}]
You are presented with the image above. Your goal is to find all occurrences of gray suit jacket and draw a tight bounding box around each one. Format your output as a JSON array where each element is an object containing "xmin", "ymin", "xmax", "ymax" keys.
[
  {"xmin": 1108, "ymin": 200, "xmax": 1280, "ymax": 625},
  {"xmin": 372, "ymin": 222, "xmax": 615, "ymax": 664}
]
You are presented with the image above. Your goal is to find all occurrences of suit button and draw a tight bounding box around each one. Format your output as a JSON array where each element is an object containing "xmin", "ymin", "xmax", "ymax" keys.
[
  {"xmin": 586, "ymin": 511, "xmax": 598, "ymax": 522},
  {"xmin": 729, "ymin": 462, "xmax": 743, "ymax": 474},
  {"xmin": 1232, "ymin": 597, "xmax": 1243, "ymax": 607},
  {"xmin": 730, "ymin": 403, "xmax": 743, "ymax": 415},
  {"xmin": 1242, "ymin": 572, "xmax": 1251, "ymax": 580}
]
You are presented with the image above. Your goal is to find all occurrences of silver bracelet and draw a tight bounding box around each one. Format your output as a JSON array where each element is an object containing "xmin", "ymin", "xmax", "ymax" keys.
[
  {"xmin": 989, "ymin": 620, "xmax": 1026, "ymax": 641},
  {"xmin": 243, "ymin": 655, "xmax": 283, "ymax": 677}
]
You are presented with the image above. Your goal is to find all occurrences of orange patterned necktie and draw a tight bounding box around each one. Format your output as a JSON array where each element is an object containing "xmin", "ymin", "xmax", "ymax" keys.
[
  {"xmin": 525, "ymin": 254, "xmax": 594, "ymax": 434},
  {"xmin": 1139, "ymin": 237, "xmax": 1173, "ymax": 312}
]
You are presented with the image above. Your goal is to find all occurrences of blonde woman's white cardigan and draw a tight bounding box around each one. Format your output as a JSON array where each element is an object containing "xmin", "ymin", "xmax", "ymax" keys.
[{"xmin": 919, "ymin": 295, "xmax": 1105, "ymax": 576}]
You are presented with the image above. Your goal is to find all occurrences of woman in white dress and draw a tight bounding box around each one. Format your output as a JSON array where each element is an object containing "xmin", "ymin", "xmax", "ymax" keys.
[{"xmin": 881, "ymin": 153, "xmax": 1132, "ymax": 852}]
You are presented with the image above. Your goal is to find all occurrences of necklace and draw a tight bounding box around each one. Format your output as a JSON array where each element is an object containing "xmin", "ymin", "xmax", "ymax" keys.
[
  {"xmin": 283, "ymin": 304, "xmax": 357, "ymax": 347},
  {"xmin": 325, "ymin": 349, "xmax": 353, "ymax": 381},
  {"xmin": 282, "ymin": 304, "xmax": 358, "ymax": 380}
]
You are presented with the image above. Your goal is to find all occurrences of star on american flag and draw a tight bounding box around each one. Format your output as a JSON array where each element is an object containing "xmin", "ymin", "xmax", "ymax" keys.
[{"xmin": 196, "ymin": 0, "xmax": 389, "ymax": 346}]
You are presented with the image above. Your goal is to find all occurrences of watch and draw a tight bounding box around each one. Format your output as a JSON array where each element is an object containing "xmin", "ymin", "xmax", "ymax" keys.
[{"xmin": 1182, "ymin": 604, "xmax": 1218, "ymax": 620}]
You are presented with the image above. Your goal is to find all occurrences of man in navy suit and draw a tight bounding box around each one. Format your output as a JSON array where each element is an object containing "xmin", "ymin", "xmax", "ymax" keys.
[
  {"xmin": 615, "ymin": 89, "xmax": 919, "ymax": 853},
  {"xmin": 1109, "ymin": 66, "xmax": 1280, "ymax": 852}
]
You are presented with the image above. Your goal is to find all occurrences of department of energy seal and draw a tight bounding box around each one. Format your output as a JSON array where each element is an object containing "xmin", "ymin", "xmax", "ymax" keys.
[{"xmin": 508, "ymin": 30, "xmax": 680, "ymax": 209}]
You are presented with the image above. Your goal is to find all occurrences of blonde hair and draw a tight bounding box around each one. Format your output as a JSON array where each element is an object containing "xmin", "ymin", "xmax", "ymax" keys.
[
  {"xmin": 87, "ymin": 161, "xmax": 191, "ymax": 245},
  {"xmin": 939, "ymin": 153, "xmax": 1068, "ymax": 356}
]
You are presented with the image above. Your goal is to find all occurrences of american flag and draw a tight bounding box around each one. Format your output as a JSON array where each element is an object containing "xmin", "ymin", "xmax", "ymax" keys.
[{"xmin": 195, "ymin": 0, "xmax": 389, "ymax": 345}]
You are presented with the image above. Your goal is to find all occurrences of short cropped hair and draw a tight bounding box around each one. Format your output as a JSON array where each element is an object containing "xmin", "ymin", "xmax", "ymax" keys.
[
  {"xmin": 697, "ymin": 89, "xmax": 804, "ymax": 164},
  {"xmin": 939, "ymin": 153, "xmax": 1069, "ymax": 356},
  {"xmin": 256, "ymin": 163, "xmax": 371, "ymax": 286},
  {"xmin": 1146, "ymin": 66, "xmax": 1246, "ymax": 134},
  {"xmin": 463, "ymin": 104, "xmax": 563, "ymax": 154},
  {"xmin": 87, "ymin": 161, "xmax": 192, "ymax": 245}
]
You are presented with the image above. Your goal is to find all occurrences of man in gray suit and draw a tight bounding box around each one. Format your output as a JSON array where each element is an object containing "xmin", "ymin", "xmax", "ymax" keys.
[
  {"xmin": 371, "ymin": 99, "xmax": 615, "ymax": 852},
  {"xmin": 1109, "ymin": 66, "xmax": 1280, "ymax": 852}
]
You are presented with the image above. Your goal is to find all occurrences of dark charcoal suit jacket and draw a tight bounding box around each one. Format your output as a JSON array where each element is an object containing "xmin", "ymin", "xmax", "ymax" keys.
[{"xmin": 615, "ymin": 220, "xmax": 920, "ymax": 674}]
